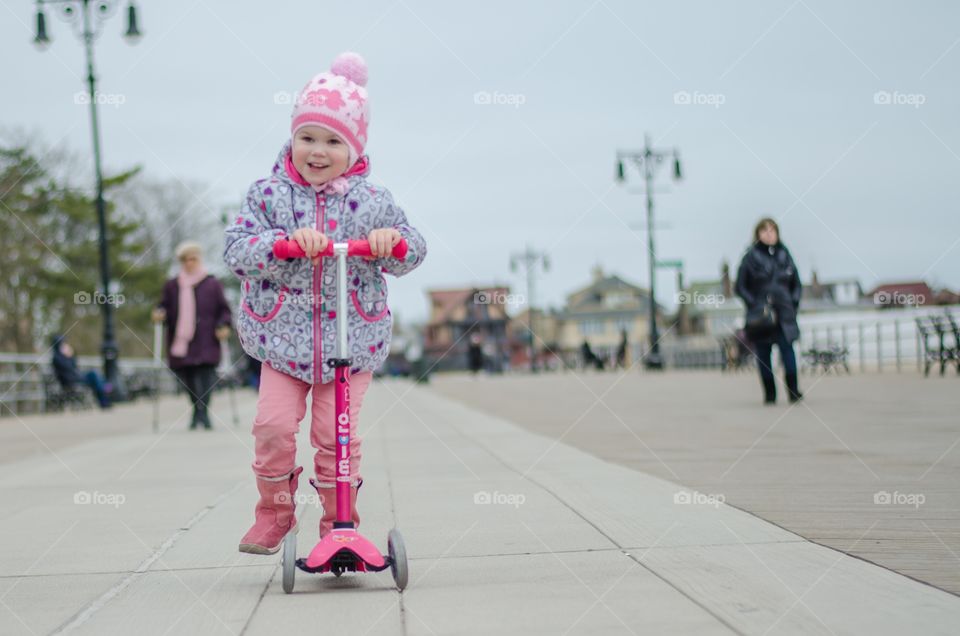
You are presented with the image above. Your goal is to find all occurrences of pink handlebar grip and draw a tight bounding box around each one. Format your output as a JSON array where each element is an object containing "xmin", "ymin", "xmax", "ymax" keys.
[{"xmin": 273, "ymin": 238, "xmax": 408, "ymax": 260}]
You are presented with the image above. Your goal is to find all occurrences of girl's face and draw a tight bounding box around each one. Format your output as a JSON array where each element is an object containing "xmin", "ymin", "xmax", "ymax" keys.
[
  {"xmin": 758, "ymin": 223, "xmax": 779, "ymax": 246},
  {"xmin": 292, "ymin": 126, "xmax": 350, "ymax": 186}
]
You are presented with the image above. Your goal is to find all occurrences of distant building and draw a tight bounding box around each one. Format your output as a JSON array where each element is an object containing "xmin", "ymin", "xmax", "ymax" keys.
[
  {"xmin": 867, "ymin": 281, "xmax": 934, "ymax": 308},
  {"xmin": 549, "ymin": 265, "xmax": 663, "ymax": 367},
  {"xmin": 802, "ymin": 271, "xmax": 869, "ymax": 311},
  {"xmin": 679, "ymin": 262, "xmax": 743, "ymax": 337},
  {"xmin": 933, "ymin": 288, "xmax": 960, "ymax": 305},
  {"xmin": 423, "ymin": 286, "xmax": 509, "ymax": 371},
  {"xmin": 504, "ymin": 306, "xmax": 560, "ymax": 369}
]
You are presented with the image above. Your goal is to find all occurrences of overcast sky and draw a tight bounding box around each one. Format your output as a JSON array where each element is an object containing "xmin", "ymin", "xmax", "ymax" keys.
[{"xmin": 4, "ymin": 0, "xmax": 959, "ymax": 324}]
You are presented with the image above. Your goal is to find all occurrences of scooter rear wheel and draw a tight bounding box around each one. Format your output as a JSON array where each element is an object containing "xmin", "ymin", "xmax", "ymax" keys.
[
  {"xmin": 281, "ymin": 530, "xmax": 297, "ymax": 594},
  {"xmin": 387, "ymin": 528, "xmax": 408, "ymax": 591}
]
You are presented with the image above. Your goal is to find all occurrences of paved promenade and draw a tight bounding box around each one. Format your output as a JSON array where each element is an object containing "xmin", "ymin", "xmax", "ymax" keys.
[
  {"xmin": 0, "ymin": 371, "xmax": 958, "ymax": 635},
  {"xmin": 431, "ymin": 370, "xmax": 960, "ymax": 596}
]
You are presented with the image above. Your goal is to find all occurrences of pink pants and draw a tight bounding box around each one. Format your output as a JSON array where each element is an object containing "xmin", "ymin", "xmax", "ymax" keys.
[{"xmin": 252, "ymin": 363, "xmax": 373, "ymax": 485}]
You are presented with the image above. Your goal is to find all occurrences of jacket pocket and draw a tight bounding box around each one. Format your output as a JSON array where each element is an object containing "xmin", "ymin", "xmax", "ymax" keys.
[
  {"xmin": 350, "ymin": 277, "xmax": 389, "ymax": 322},
  {"xmin": 241, "ymin": 279, "xmax": 287, "ymax": 323}
]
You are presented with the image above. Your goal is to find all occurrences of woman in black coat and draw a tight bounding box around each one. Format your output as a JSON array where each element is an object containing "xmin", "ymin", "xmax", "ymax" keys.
[{"xmin": 735, "ymin": 218, "xmax": 803, "ymax": 404}]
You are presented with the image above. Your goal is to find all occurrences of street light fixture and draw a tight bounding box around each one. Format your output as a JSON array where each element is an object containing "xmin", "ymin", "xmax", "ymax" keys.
[
  {"xmin": 510, "ymin": 246, "xmax": 550, "ymax": 372},
  {"xmin": 33, "ymin": 0, "xmax": 143, "ymax": 397},
  {"xmin": 33, "ymin": 9, "xmax": 50, "ymax": 47},
  {"xmin": 124, "ymin": 3, "xmax": 141, "ymax": 41},
  {"xmin": 616, "ymin": 134, "xmax": 683, "ymax": 370}
]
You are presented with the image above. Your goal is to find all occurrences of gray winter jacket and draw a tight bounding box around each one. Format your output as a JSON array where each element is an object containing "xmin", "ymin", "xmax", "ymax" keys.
[{"xmin": 224, "ymin": 142, "xmax": 426, "ymax": 384}]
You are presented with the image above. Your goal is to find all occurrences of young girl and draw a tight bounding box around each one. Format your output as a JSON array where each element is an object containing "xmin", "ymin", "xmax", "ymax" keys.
[{"xmin": 224, "ymin": 52, "xmax": 427, "ymax": 555}]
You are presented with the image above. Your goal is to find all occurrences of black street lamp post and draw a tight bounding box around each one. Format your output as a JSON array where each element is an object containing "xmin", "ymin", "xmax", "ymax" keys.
[
  {"xmin": 34, "ymin": 0, "xmax": 142, "ymax": 394},
  {"xmin": 616, "ymin": 134, "xmax": 682, "ymax": 370}
]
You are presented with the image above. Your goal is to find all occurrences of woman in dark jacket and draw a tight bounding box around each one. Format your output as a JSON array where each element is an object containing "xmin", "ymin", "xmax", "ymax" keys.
[
  {"xmin": 735, "ymin": 218, "xmax": 803, "ymax": 404},
  {"xmin": 153, "ymin": 242, "xmax": 232, "ymax": 429}
]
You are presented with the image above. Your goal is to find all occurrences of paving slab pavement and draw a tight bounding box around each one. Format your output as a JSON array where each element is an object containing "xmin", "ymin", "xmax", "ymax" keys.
[
  {"xmin": 429, "ymin": 370, "xmax": 960, "ymax": 595},
  {"xmin": 0, "ymin": 378, "xmax": 958, "ymax": 635}
]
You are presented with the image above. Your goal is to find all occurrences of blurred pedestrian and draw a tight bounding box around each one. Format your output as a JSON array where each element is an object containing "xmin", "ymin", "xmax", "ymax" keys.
[
  {"xmin": 615, "ymin": 329, "xmax": 628, "ymax": 369},
  {"xmin": 467, "ymin": 332, "xmax": 484, "ymax": 375},
  {"xmin": 580, "ymin": 339, "xmax": 603, "ymax": 371},
  {"xmin": 735, "ymin": 218, "xmax": 803, "ymax": 404},
  {"xmin": 153, "ymin": 242, "xmax": 232, "ymax": 429}
]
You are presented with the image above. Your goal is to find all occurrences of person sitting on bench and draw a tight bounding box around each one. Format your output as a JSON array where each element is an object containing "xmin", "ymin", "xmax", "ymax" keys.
[{"xmin": 51, "ymin": 334, "xmax": 111, "ymax": 409}]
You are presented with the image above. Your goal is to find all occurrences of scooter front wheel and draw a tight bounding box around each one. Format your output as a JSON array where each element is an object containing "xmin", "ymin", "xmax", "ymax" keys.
[
  {"xmin": 387, "ymin": 528, "xmax": 408, "ymax": 591},
  {"xmin": 281, "ymin": 530, "xmax": 297, "ymax": 594}
]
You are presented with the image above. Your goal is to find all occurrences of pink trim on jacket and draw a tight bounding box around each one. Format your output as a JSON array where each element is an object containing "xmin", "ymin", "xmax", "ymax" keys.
[
  {"xmin": 242, "ymin": 280, "xmax": 288, "ymax": 323},
  {"xmin": 350, "ymin": 289, "xmax": 389, "ymax": 322}
]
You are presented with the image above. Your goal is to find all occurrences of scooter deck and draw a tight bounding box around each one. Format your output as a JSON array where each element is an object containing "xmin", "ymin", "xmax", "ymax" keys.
[{"xmin": 296, "ymin": 528, "xmax": 391, "ymax": 574}]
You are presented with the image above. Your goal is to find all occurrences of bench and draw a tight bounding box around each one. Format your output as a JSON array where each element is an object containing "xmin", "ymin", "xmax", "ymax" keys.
[
  {"xmin": 42, "ymin": 373, "xmax": 95, "ymax": 412},
  {"xmin": 801, "ymin": 345, "xmax": 850, "ymax": 375},
  {"xmin": 916, "ymin": 314, "xmax": 960, "ymax": 377}
]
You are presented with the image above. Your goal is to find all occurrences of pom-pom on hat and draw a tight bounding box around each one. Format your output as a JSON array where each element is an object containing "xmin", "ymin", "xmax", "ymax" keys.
[{"xmin": 291, "ymin": 52, "xmax": 370, "ymax": 166}]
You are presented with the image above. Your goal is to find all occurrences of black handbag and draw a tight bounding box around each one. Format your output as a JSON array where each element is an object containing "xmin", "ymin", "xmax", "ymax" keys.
[{"xmin": 745, "ymin": 296, "xmax": 778, "ymax": 339}]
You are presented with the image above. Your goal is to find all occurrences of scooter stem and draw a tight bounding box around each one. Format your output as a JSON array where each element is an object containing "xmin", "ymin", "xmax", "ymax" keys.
[{"xmin": 333, "ymin": 243, "xmax": 353, "ymax": 526}]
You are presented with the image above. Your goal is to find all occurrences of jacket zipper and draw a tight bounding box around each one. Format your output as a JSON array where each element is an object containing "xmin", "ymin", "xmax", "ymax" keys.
[{"xmin": 314, "ymin": 191, "xmax": 325, "ymax": 384}]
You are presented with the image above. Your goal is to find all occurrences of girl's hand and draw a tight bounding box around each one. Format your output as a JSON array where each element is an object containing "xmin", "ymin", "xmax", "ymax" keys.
[
  {"xmin": 367, "ymin": 228, "xmax": 402, "ymax": 259},
  {"xmin": 291, "ymin": 228, "xmax": 329, "ymax": 265}
]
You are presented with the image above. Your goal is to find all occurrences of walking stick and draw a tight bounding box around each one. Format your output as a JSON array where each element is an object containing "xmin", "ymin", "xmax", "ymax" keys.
[
  {"xmin": 220, "ymin": 339, "xmax": 240, "ymax": 428},
  {"xmin": 152, "ymin": 321, "xmax": 163, "ymax": 434}
]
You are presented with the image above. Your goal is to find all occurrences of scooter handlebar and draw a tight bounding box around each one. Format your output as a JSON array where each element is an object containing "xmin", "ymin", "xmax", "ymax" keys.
[{"xmin": 273, "ymin": 238, "xmax": 408, "ymax": 260}]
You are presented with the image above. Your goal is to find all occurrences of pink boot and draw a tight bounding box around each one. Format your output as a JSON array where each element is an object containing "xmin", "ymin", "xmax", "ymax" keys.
[
  {"xmin": 312, "ymin": 478, "xmax": 362, "ymax": 538},
  {"xmin": 239, "ymin": 466, "xmax": 303, "ymax": 554}
]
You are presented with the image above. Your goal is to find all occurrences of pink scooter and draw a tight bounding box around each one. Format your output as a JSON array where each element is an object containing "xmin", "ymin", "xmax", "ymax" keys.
[{"xmin": 272, "ymin": 237, "xmax": 410, "ymax": 593}]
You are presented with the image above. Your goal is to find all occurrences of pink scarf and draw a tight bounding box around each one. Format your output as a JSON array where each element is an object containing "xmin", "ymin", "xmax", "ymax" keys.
[{"xmin": 170, "ymin": 267, "xmax": 209, "ymax": 358}]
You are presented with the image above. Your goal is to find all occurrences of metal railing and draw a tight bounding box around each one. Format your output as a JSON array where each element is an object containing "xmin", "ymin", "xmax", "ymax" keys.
[
  {"xmin": 799, "ymin": 306, "xmax": 959, "ymax": 373},
  {"xmin": 649, "ymin": 305, "xmax": 960, "ymax": 373}
]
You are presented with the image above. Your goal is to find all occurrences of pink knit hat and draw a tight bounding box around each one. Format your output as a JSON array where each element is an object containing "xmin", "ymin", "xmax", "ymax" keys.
[{"xmin": 291, "ymin": 52, "xmax": 370, "ymax": 166}]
